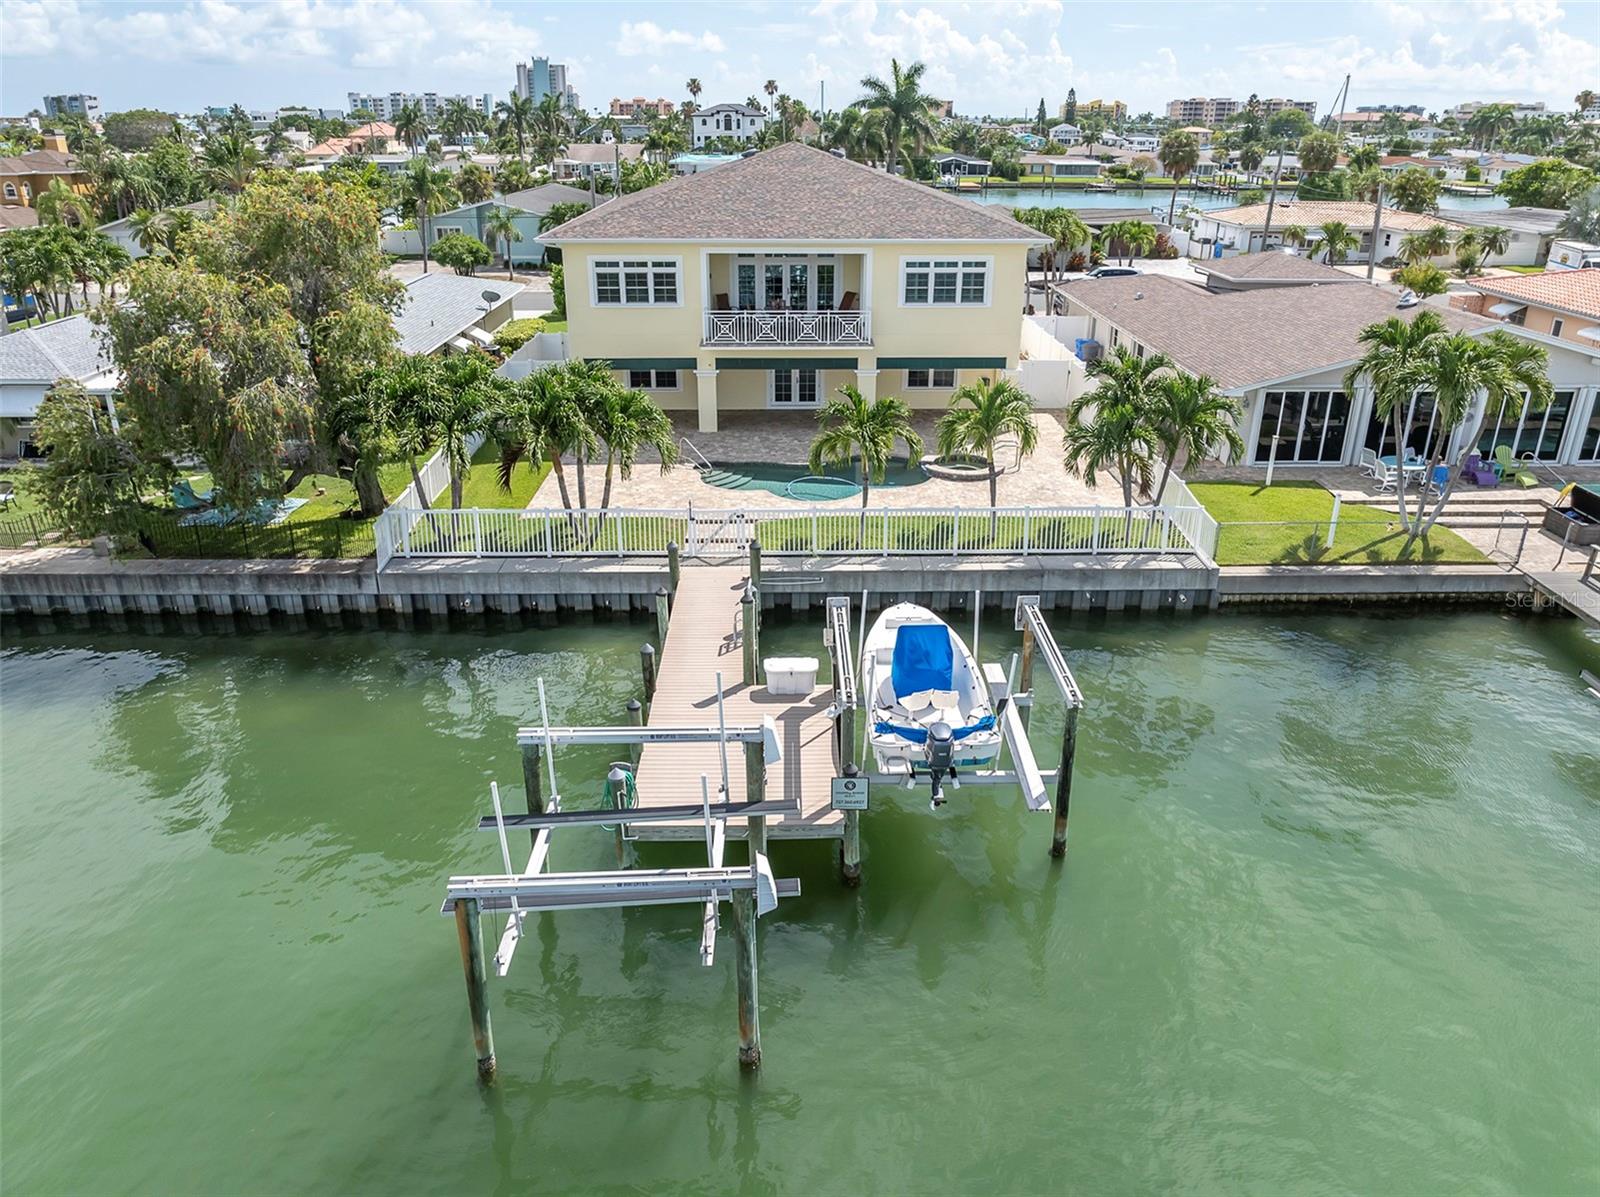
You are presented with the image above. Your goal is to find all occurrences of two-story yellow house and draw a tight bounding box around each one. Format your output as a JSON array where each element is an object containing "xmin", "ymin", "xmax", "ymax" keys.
[{"xmin": 538, "ymin": 142, "xmax": 1045, "ymax": 432}]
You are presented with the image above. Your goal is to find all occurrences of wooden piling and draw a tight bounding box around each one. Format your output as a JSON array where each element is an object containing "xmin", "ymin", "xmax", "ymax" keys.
[
  {"xmin": 744, "ymin": 739, "xmax": 767, "ymax": 858},
  {"xmin": 640, "ymin": 643, "xmax": 657, "ymax": 707},
  {"xmin": 1050, "ymin": 706, "xmax": 1079, "ymax": 859},
  {"xmin": 655, "ymin": 586, "xmax": 670, "ymax": 644},
  {"xmin": 748, "ymin": 538, "xmax": 762, "ymax": 589},
  {"xmin": 840, "ymin": 763, "xmax": 862, "ymax": 887},
  {"xmin": 731, "ymin": 888, "xmax": 761, "ymax": 1068},
  {"xmin": 626, "ymin": 699, "xmax": 643, "ymax": 767},
  {"xmin": 741, "ymin": 584, "xmax": 760, "ymax": 687},
  {"xmin": 1019, "ymin": 617, "xmax": 1036, "ymax": 731},
  {"xmin": 607, "ymin": 765, "xmax": 637, "ymax": 868},
  {"xmin": 667, "ymin": 540, "xmax": 681, "ymax": 596},
  {"xmin": 521, "ymin": 743, "xmax": 543, "ymax": 852},
  {"xmin": 454, "ymin": 898, "xmax": 496, "ymax": 1079}
]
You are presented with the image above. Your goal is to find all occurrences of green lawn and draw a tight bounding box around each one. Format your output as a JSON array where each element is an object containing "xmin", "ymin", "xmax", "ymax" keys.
[
  {"xmin": 1491, "ymin": 265, "xmax": 1545, "ymax": 275},
  {"xmin": 453, "ymin": 439, "xmax": 550, "ymax": 508},
  {"xmin": 539, "ymin": 319, "xmax": 567, "ymax": 332},
  {"xmin": 1190, "ymin": 480, "xmax": 1489, "ymax": 566}
]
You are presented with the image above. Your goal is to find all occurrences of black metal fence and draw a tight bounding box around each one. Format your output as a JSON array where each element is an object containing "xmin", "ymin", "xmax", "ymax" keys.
[{"xmin": 0, "ymin": 509, "xmax": 376, "ymax": 559}]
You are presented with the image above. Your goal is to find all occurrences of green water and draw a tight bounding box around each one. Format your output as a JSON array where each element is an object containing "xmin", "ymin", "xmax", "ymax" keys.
[{"xmin": 3, "ymin": 611, "xmax": 1597, "ymax": 1195}]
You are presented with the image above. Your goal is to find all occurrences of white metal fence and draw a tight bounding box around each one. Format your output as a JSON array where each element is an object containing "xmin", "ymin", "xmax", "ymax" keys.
[
  {"xmin": 702, "ymin": 309, "xmax": 870, "ymax": 347},
  {"xmin": 375, "ymin": 501, "xmax": 1213, "ymax": 569}
]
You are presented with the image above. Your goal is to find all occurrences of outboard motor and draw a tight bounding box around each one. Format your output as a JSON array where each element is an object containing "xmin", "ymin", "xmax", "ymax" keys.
[{"xmin": 926, "ymin": 721, "xmax": 954, "ymax": 809}]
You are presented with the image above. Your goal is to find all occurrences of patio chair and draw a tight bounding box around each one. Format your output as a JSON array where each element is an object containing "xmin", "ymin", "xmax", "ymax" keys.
[
  {"xmin": 1460, "ymin": 453, "xmax": 1498, "ymax": 488},
  {"xmin": 1492, "ymin": 445, "xmax": 1539, "ymax": 488},
  {"xmin": 1356, "ymin": 447, "xmax": 1379, "ymax": 478},
  {"xmin": 713, "ymin": 293, "xmax": 731, "ymax": 311},
  {"xmin": 1427, "ymin": 464, "xmax": 1450, "ymax": 497},
  {"xmin": 0, "ymin": 480, "xmax": 13, "ymax": 510},
  {"xmin": 839, "ymin": 291, "xmax": 859, "ymax": 312},
  {"xmin": 1373, "ymin": 461, "xmax": 1398, "ymax": 493}
]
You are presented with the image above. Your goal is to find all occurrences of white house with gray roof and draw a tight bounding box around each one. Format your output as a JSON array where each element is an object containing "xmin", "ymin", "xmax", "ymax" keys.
[
  {"xmin": 0, "ymin": 315, "xmax": 118, "ymax": 456},
  {"xmin": 392, "ymin": 273, "xmax": 524, "ymax": 356},
  {"xmin": 1048, "ymin": 261, "xmax": 1600, "ymax": 468},
  {"xmin": 690, "ymin": 103, "xmax": 768, "ymax": 148}
]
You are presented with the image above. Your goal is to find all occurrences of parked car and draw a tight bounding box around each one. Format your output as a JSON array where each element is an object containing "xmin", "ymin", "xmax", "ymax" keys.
[{"xmin": 1085, "ymin": 266, "xmax": 1140, "ymax": 278}]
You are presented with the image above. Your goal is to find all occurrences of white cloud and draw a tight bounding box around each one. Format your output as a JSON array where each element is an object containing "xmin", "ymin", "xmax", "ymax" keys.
[{"xmin": 614, "ymin": 20, "xmax": 725, "ymax": 57}]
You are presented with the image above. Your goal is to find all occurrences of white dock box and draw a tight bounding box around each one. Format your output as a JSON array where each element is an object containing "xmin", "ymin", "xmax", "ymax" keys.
[{"xmin": 764, "ymin": 657, "xmax": 819, "ymax": 696}]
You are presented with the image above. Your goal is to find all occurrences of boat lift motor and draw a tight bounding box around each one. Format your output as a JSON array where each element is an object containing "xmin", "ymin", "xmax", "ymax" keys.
[{"xmin": 926, "ymin": 721, "xmax": 955, "ymax": 809}]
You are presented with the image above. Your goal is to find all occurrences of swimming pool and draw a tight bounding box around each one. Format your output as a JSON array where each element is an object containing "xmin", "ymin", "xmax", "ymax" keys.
[{"xmin": 701, "ymin": 459, "xmax": 930, "ymax": 501}]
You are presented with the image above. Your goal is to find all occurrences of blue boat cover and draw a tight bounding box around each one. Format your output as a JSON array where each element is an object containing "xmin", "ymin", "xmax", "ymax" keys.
[
  {"xmin": 874, "ymin": 715, "xmax": 996, "ymax": 744},
  {"xmin": 891, "ymin": 624, "xmax": 953, "ymax": 697}
]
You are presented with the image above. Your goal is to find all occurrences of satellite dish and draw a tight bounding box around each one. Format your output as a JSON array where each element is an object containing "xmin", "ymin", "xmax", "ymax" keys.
[{"xmin": 481, "ymin": 289, "xmax": 501, "ymax": 304}]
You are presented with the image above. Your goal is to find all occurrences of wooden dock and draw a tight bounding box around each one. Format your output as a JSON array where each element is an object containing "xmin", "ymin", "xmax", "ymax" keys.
[{"xmin": 634, "ymin": 565, "xmax": 844, "ymax": 840}]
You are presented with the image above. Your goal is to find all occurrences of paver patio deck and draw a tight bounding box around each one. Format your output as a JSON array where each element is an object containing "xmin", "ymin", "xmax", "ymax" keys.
[{"xmin": 526, "ymin": 412, "xmax": 1115, "ymax": 511}]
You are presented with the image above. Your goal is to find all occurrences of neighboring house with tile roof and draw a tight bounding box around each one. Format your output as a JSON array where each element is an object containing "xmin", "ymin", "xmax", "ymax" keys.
[
  {"xmin": 0, "ymin": 205, "xmax": 40, "ymax": 233},
  {"xmin": 0, "ymin": 135, "xmax": 91, "ymax": 208},
  {"xmin": 0, "ymin": 315, "xmax": 119, "ymax": 456},
  {"xmin": 303, "ymin": 122, "xmax": 401, "ymax": 161},
  {"xmin": 689, "ymin": 103, "xmax": 768, "ymax": 149},
  {"xmin": 537, "ymin": 141, "xmax": 1048, "ymax": 432},
  {"xmin": 391, "ymin": 272, "xmax": 524, "ymax": 356},
  {"xmin": 1050, "ymin": 271, "xmax": 1600, "ymax": 467},
  {"xmin": 1456, "ymin": 271, "xmax": 1600, "ymax": 350},
  {"xmin": 1190, "ymin": 200, "xmax": 1470, "ymax": 264}
]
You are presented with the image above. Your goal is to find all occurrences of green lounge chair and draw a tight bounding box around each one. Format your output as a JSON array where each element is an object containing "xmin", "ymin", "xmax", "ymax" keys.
[{"xmin": 1491, "ymin": 445, "xmax": 1538, "ymax": 488}]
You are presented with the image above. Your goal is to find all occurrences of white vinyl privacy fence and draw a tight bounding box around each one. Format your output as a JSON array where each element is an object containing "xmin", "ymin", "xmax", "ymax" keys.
[
  {"xmin": 387, "ymin": 432, "xmax": 487, "ymax": 511},
  {"xmin": 375, "ymin": 502, "xmax": 1215, "ymax": 569}
]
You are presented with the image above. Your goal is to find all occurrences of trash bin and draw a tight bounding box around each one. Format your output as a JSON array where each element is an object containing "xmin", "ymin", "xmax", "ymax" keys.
[{"xmin": 763, "ymin": 657, "xmax": 819, "ymax": 696}]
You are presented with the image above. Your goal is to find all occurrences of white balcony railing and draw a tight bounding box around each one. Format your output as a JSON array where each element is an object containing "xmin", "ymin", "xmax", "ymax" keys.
[{"xmin": 703, "ymin": 309, "xmax": 871, "ymax": 347}]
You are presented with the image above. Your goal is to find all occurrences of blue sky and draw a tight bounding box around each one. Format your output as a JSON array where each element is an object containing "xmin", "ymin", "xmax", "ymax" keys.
[{"xmin": 3, "ymin": 0, "xmax": 1595, "ymax": 119}]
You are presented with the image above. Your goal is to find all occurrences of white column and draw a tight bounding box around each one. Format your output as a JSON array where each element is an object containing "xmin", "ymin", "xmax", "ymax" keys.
[
  {"xmin": 854, "ymin": 367, "xmax": 878, "ymax": 403},
  {"xmin": 694, "ymin": 368, "xmax": 719, "ymax": 433}
]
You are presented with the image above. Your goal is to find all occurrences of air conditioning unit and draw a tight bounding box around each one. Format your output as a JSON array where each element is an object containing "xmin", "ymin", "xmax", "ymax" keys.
[{"xmin": 1080, "ymin": 340, "xmax": 1104, "ymax": 363}]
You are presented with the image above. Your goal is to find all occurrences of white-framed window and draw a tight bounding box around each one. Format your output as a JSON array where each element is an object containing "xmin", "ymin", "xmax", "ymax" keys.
[
  {"xmin": 432, "ymin": 224, "xmax": 464, "ymax": 241},
  {"xmin": 1551, "ymin": 318, "xmax": 1564, "ymax": 337},
  {"xmin": 592, "ymin": 257, "xmax": 681, "ymax": 306},
  {"xmin": 2, "ymin": 183, "xmax": 15, "ymax": 200},
  {"xmin": 905, "ymin": 368, "xmax": 957, "ymax": 389},
  {"xmin": 900, "ymin": 257, "xmax": 991, "ymax": 306},
  {"xmin": 769, "ymin": 369, "xmax": 820, "ymax": 407},
  {"xmin": 627, "ymin": 368, "xmax": 680, "ymax": 390}
]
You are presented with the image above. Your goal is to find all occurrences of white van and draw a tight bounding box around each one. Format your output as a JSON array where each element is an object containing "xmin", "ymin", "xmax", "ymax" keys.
[{"xmin": 1547, "ymin": 238, "xmax": 1600, "ymax": 270}]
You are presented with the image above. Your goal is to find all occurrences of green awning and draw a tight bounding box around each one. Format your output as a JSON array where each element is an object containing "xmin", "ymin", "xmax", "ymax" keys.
[
  {"xmin": 877, "ymin": 357, "xmax": 1008, "ymax": 369},
  {"xmin": 714, "ymin": 357, "xmax": 859, "ymax": 371},
  {"xmin": 587, "ymin": 357, "xmax": 698, "ymax": 370}
]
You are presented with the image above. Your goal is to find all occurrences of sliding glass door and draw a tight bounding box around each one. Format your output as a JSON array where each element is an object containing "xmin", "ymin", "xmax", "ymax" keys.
[
  {"xmin": 1254, "ymin": 389, "xmax": 1351, "ymax": 463},
  {"xmin": 1477, "ymin": 390, "xmax": 1576, "ymax": 462},
  {"xmin": 734, "ymin": 254, "xmax": 839, "ymax": 311}
]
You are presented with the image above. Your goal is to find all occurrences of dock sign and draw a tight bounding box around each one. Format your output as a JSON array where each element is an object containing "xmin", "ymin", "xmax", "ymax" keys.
[{"xmin": 830, "ymin": 775, "xmax": 869, "ymax": 811}]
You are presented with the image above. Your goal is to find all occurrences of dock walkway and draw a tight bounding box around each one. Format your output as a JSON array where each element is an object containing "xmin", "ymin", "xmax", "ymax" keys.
[
  {"xmin": 634, "ymin": 565, "xmax": 844, "ymax": 840},
  {"xmin": 1522, "ymin": 567, "xmax": 1600, "ymax": 627}
]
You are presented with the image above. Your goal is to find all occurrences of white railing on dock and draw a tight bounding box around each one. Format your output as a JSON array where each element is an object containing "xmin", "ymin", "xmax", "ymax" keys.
[{"xmin": 375, "ymin": 502, "xmax": 1213, "ymax": 569}]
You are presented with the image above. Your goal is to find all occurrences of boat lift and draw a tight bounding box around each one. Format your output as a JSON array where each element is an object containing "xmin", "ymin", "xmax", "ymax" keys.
[
  {"xmin": 441, "ymin": 679, "xmax": 798, "ymax": 1079},
  {"xmin": 439, "ymin": 585, "xmax": 1085, "ymax": 1081}
]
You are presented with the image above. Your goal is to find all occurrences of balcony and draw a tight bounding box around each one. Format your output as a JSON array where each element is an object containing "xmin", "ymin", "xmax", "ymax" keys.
[{"xmin": 703, "ymin": 309, "xmax": 871, "ymax": 348}]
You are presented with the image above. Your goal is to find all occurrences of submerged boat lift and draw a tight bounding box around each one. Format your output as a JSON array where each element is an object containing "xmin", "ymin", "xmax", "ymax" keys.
[{"xmin": 438, "ymin": 577, "xmax": 1085, "ymax": 1080}]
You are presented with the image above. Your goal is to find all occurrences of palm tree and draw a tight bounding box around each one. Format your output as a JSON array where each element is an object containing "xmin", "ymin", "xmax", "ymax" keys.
[
  {"xmin": 1577, "ymin": 89, "xmax": 1598, "ymax": 115},
  {"xmin": 854, "ymin": 58, "xmax": 937, "ymax": 177},
  {"xmin": 686, "ymin": 78, "xmax": 703, "ymax": 112},
  {"xmin": 531, "ymin": 93, "xmax": 571, "ymax": 176},
  {"xmin": 1146, "ymin": 371, "xmax": 1244, "ymax": 503},
  {"xmin": 393, "ymin": 102, "xmax": 427, "ymax": 156},
  {"xmin": 1473, "ymin": 224, "xmax": 1511, "ymax": 264},
  {"xmin": 935, "ymin": 375, "xmax": 1038, "ymax": 514},
  {"xmin": 1400, "ymin": 223, "xmax": 1454, "ymax": 264},
  {"xmin": 1297, "ymin": 130, "xmax": 1340, "ymax": 176},
  {"xmin": 592, "ymin": 385, "xmax": 677, "ymax": 514},
  {"xmin": 764, "ymin": 79, "xmax": 779, "ymax": 122},
  {"xmin": 456, "ymin": 161, "xmax": 493, "ymax": 205},
  {"xmin": 483, "ymin": 205, "xmax": 522, "ymax": 277},
  {"xmin": 35, "ymin": 177, "xmax": 92, "ymax": 227},
  {"xmin": 1454, "ymin": 229, "xmax": 1484, "ymax": 275},
  {"xmin": 398, "ymin": 158, "xmax": 460, "ymax": 274},
  {"xmin": 1280, "ymin": 223, "xmax": 1309, "ymax": 251},
  {"xmin": 434, "ymin": 353, "xmax": 505, "ymax": 507},
  {"xmin": 493, "ymin": 363, "xmax": 589, "ymax": 524},
  {"xmin": 1316, "ymin": 220, "xmax": 1359, "ymax": 264},
  {"xmin": 643, "ymin": 119, "xmax": 685, "ymax": 164},
  {"xmin": 494, "ymin": 94, "xmax": 536, "ymax": 161},
  {"xmin": 1119, "ymin": 219, "xmax": 1157, "ymax": 263},
  {"xmin": 809, "ymin": 384, "xmax": 924, "ymax": 516},
  {"xmin": 1062, "ymin": 347, "xmax": 1167, "ymax": 508},
  {"xmin": 201, "ymin": 132, "xmax": 259, "ymax": 194},
  {"xmin": 494, "ymin": 157, "xmax": 534, "ymax": 194},
  {"xmin": 1238, "ymin": 140, "xmax": 1265, "ymax": 175},
  {"xmin": 440, "ymin": 98, "xmax": 484, "ymax": 147},
  {"xmin": 129, "ymin": 207, "xmax": 177, "ymax": 255},
  {"xmin": 1342, "ymin": 311, "xmax": 1444, "ymax": 534},
  {"xmin": 1347, "ymin": 144, "xmax": 1380, "ymax": 171},
  {"xmin": 1157, "ymin": 130, "xmax": 1200, "ymax": 223}
]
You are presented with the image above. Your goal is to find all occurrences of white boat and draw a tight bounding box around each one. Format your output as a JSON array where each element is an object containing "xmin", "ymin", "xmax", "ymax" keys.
[{"xmin": 859, "ymin": 602, "xmax": 1002, "ymax": 805}]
